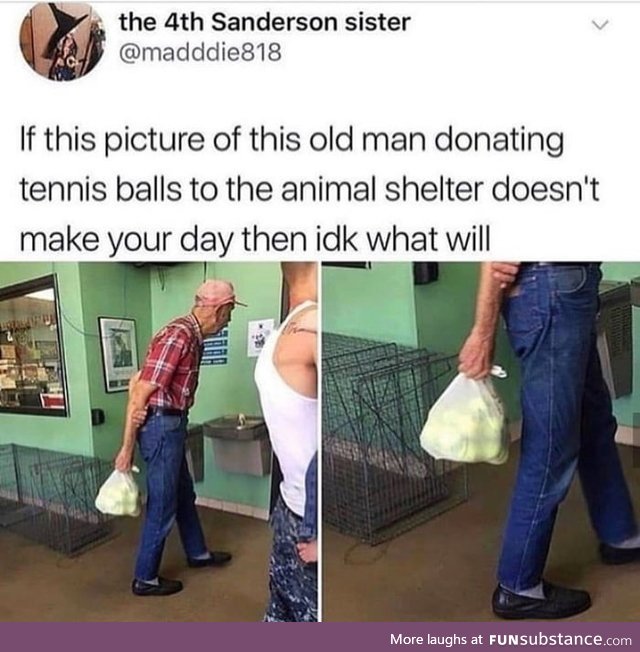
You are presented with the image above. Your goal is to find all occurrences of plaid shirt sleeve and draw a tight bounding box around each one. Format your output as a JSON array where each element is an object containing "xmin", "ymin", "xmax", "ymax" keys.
[
  {"xmin": 138, "ymin": 326, "xmax": 189, "ymax": 390},
  {"xmin": 299, "ymin": 452, "xmax": 317, "ymax": 541}
]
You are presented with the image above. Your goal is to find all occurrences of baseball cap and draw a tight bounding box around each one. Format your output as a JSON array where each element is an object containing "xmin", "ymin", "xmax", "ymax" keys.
[{"xmin": 195, "ymin": 280, "xmax": 247, "ymax": 308}]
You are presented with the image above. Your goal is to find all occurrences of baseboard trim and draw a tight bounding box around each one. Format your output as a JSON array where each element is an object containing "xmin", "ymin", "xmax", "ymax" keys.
[
  {"xmin": 195, "ymin": 496, "xmax": 269, "ymax": 521},
  {"xmin": 509, "ymin": 420, "xmax": 636, "ymax": 447},
  {"xmin": 615, "ymin": 425, "xmax": 636, "ymax": 447}
]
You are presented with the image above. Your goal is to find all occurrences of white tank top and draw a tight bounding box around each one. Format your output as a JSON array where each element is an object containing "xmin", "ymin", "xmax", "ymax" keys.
[{"xmin": 254, "ymin": 300, "xmax": 318, "ymax": 517}]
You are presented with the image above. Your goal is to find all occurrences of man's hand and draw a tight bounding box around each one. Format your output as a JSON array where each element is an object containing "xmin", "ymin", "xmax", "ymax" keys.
[
  {"xmin": 459, "ymin": 262, "xmax": 504, "ymax": 379},
  {"xmin": 114, "ymin": 446, "xmax": 134, "ymax": 472},
  {"xmin": 131, "ymin": 408, "xmax": 147, "ymax": 428},
  {"xmin": 296, "ymin": 540, "xmax": 317, "ymax": 564},
  {"xmin": 459, "ymin": 330, "xmax": 495, "ymax": 380},
  {"xmin": 491, "ymin": 262, "xmax": 521, "ymax": 288}
]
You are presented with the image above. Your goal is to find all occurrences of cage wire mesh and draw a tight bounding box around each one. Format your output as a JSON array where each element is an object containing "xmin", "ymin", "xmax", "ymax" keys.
[
  {"xmin": 0, "ymin": 444, "xmax": 114, "ymax": 555},
  {"xmin": 323, "ymin": 333, "xmax": 468, "ymax": 545},
  {"xmin": 0, "ymin": 444, "xmax": 24, "ymax": 528}
]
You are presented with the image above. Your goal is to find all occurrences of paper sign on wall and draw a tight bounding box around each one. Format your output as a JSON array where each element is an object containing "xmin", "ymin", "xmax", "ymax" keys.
[
  {"xmin": 201, "ymin": 328, "xmax": 229, "ymax": 366},
  {"xmin": 248, "ymin": 319, "xmax": 275, "ymax": 358}
]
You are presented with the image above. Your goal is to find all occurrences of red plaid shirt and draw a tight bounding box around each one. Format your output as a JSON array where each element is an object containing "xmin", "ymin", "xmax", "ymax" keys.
[{"xmin": 139, "ymin": 314, "xmax": 203, "ymax": 410}]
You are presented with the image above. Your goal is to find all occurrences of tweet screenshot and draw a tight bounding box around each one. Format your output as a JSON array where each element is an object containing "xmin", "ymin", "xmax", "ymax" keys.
[{"xmin": 2, "ymin": 0, "xmax": 640, "ymax": 648}]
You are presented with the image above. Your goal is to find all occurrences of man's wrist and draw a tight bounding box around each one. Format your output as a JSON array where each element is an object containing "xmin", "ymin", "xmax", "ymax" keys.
[{"xmin": 471, "ymin": 325, "xmax": 496, "ymax": 340}]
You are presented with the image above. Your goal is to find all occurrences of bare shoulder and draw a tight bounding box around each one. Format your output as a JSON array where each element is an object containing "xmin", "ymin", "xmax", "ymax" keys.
[
  {"xmin": 285, "ymin": 305, "xmax": 317, "ymax": 335},
  {"xmin": 296, "ymin": 306, "xmax": 317, "ymax": 330}
]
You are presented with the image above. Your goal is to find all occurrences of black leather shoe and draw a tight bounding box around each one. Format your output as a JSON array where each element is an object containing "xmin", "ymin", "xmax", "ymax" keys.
[
  {"xmin": 187, "ymin": 550, "xmax": 233, "ymax": 568},
  {"xmin": 492, "ymin": 582, "xmax": 591, "ymax": 620},
  {"xmin": 600, "ymin": 543, "xmax": 640, "ymax": 565},
  {"xmin": 131, "ymin": 577, "xmax": 183, "ymax": 597}
]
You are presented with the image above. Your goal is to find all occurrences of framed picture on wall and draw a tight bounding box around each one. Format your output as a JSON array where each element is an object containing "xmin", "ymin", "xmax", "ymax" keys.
[{"xmin": 98, "ymin": 317, "xmax": 139, "ymax": 393}]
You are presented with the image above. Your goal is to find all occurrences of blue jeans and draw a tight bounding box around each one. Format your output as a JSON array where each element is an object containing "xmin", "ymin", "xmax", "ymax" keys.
[
  {"xmin": 498, "ymin": 263, "xmax": 637, "ymax": 591},
  {"xmin": 134, "ymin": 413, "xmax": 208, "ymax": 581}
]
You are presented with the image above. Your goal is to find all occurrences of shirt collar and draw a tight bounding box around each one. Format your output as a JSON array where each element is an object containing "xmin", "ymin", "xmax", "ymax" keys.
[{"xmin": 186, "ymin": 312, "xmax": 204, "ymax": 345}]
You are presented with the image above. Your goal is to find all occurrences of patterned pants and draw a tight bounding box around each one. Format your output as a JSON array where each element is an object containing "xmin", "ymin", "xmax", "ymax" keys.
[{"xmin": 264, "ymin": 497, "xmax": 318, "ymax": 622}]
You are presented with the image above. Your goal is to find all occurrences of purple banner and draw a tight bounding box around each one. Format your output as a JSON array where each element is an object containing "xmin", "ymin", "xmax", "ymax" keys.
[{"xmin": 1, "ymin": 623, "xmax": 638, "ymax": 652}]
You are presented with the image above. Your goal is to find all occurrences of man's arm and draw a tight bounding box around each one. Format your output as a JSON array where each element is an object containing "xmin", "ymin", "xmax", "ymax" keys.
[
  {"xmin": 458, "ymin": 262, "xmax": 507, "ymax": 380},
  {"xmin": 304, "ymin": 308, "xmax": 318, "ymax": 368},
  {"xmin": 282, "ymin": 305, "xmax": 318, "ymax": 389},
  {"xmin": 286, "ymin": 306, "xmax": 318, "ymax": 561},
  {"xmin": 114, "ymin": 378, "xmax": 157, "ymax": 471},
  {"xmin": 491, "ymin": 262, "xmax": 521, "ymax": 288},
  {"xmin": 296, "ymin": 307, "xmax": 318, "ymax": 537},
  {"xmin": 296, "ymin": 453, "xmax": 318, "ymax": 563},
  {"xmin": 298, "ymin": 452, "xmax": 317, "ymax": 542}
]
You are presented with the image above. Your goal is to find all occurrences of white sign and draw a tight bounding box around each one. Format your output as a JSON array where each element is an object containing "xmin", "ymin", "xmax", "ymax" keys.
[{"xmin": 247, "ymin": 319, "xmax": 275, "ymax": 358}]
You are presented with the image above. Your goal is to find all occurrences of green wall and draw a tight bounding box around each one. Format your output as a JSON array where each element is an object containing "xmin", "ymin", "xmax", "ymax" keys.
[
  {"xmin": 0, "ymin": 262, "xmax": 153, "ymax": 460},
  {"xmin": 0, "ymin": 263, "xmax": 94, "ymax": 456},
  {"xmin": 414, "ymin": 263, "xmax": 522, "ymax": 418},
  {"xmin": 602, "ymin": 263, "xmax": 640, "ymax": 427},
  {"xmin": 322, "ymin": 263, "xmax": 418, "ymax": 346},
  {"xmin": 149, "ymin": 262, "xmax": 282, "ymax": 508},
  {"xmin": 78, "ymin": 263, "xmax": 152, "ymax": 461}
]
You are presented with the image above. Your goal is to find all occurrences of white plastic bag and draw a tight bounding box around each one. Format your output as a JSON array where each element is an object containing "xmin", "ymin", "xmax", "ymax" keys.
[
  {"xmin": 95, "ymin": 467, "xmax": 141, "ymax": 517},
  {"xmin": 420, "ymin": 366, "xmax": 509, "ymax": 465}
]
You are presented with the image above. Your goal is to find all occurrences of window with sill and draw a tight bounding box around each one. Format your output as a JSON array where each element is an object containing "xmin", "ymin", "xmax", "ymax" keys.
[{"xmin": 0, "ymin": 275, "xmax": 69, "ymax": 416}]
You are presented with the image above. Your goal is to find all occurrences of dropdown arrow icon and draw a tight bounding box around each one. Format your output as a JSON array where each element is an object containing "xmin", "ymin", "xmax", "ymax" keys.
[{"xmin": 592, "ymin": 19, "xmax": 610, "ymax": 30}]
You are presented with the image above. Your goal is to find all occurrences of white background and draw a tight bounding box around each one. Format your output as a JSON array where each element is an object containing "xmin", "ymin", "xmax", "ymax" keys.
[{"xmin": 1, "ymin": 1, "xmax": 639, "ymax": 261}]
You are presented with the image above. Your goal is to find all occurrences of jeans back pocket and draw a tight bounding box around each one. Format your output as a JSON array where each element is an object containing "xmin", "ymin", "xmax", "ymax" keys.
[{"xmin": 553, "ymin": 266, "xmax": 588, "ymax": 295}]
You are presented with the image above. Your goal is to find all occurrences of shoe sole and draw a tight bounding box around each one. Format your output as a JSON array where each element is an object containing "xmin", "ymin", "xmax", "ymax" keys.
[
  {"xmin": 132, "ymin": 589, "xmax": 183, "ymax": 597},
  {"xmin": 601, "ymin": 555, "xmax": 638, "ymax": 566},
  {"xmin": 187, "ymin": 559, "xmax": 232, "ymax": 568},
  {"xmin": 599, "ymin": 544, "xmax": 640, "ymax": 566},
  {"xmin": 493, "ymin": 600, "xmax": 592, "ymax": 620}
]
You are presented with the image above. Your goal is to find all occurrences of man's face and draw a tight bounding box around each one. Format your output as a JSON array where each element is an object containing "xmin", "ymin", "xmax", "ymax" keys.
[
  {"xmin": 216, "ymin": 303, "xmax": 234, "ymax": 330},
  {"xmin": 198, "ymin": 301, "xmax": 236, "ymax": 335}
]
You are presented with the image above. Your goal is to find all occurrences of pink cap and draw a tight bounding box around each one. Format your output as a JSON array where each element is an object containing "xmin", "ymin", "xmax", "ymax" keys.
[{"xmin": 194, "ymin": 280, "xmax": 247, "ymax": 308}]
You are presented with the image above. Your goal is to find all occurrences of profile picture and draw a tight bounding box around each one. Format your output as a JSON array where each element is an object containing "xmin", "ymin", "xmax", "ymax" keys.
[{"xmin": 19, "ymin": 3, "xmax": 106, "ymax": 81}]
